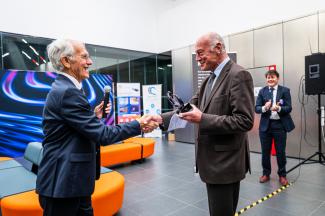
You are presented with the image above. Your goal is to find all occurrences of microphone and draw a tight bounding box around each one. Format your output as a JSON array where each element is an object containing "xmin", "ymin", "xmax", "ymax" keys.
[{"xmin": 102, "ymin": 86, "xmax": 111, "ymax": 119}]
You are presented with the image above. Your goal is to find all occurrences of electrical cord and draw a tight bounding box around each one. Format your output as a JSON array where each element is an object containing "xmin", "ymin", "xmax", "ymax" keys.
[
  {"xmin": 298, "ymin": 75, "xmax": 317, "ymax": 147},
  {"xmin": 292, "ymin": 75, "xmax": 305, "ymax": 183},
  {"xmin": 322, "ymin": 126, "xmax": 325, "ymax": 146},
  {"xmin": 292, "ymin": 75, "xmax": 325, "ymax": 183}
]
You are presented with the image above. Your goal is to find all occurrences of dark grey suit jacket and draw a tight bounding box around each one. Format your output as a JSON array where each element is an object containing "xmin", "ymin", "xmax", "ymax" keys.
[
  {"xmin": 36, "ymin": 75, "xmax": 141, "ymax": 198},
  {"xmin": 162, "ymin": 60, "xmax": 254, "ymax": 184}
]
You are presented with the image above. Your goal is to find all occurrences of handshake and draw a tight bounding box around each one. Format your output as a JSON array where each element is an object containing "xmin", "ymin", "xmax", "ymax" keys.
[
  {"xmin": 136, "ymin": 115, "xmax": 162, "ymax": 133},
  {"xmin": 95, "ymin": 101, "xmax": 162, "ymax": 133}
]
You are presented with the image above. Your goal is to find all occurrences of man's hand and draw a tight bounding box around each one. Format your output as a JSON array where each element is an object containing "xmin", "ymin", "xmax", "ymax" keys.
[
  {"xmin": 136, "ymin": 115, "xmax": 162, "ymax": 133},
  {"xmin": 271, "ymin": 102, "xmax": 280, "ymax": 112},
  {"xmin": 94, "ymin": 101, "xmax": 112, "ymax": 119},
  {"xmin": 264, "ymin": 100, "xmax": 272, "ymax": 111},
  {"xmin": 178, "ymin": 104, "xmax": 202, "ymax": 123}
]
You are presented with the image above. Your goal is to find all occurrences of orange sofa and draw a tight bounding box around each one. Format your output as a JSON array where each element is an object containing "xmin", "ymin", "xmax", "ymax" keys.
[
  {"xmin": 0, "ymin": 157, "xmax": 12, "ymax": 162},
  {"xmin": 0, "ymin": 168, "xmax": 124, "ymax": 216},
  {"xmin": 100, "ymin": 137, "xmax": 155, "ymax": 167},
  {"xmin": 0, "ymin": 157, "xmax": 13, "ymax": 207},
  {"xmin": 0, "ymin": 137, "xmax": 155, "ymax": 215},
  {"xmin": 0, "ymin": 140, "xmax": 127, "ymax": 216}
]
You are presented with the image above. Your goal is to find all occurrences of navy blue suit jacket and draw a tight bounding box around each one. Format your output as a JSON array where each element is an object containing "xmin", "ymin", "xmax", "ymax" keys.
[
  {"xmin": 36, "ymin": 75, "xmax": 141, "ymax": 198},
  {"xmin": 255, "ymin": 85, "xmax": 295, "ymax": 132}
]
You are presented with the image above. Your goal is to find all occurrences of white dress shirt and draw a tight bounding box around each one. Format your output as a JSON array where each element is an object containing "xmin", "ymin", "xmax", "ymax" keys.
[
  {"xmin": 211, "ymin": 56, "xmax": 230, "ymax": 89},
  {"xmin": 262, "ymin": 85, "xmax": 281, "ymax": 120}
]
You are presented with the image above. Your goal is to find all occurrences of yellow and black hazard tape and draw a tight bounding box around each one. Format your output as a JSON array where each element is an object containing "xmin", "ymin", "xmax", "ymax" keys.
[{"xmin": 234, "ymin": 182, "xmax": 293, "ymax": 216}]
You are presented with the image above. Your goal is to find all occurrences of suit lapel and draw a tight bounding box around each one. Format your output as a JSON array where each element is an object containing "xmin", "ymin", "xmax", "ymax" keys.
[
  {"xmin": 276, "ymin": 85, "xmax": 282, "ymax": 105},
  {"xmin": 202, "ymin": 61, "xmax": 232, "ymax": 111},
  {"xmin": 264, "ymin": 87, "xmax": 270, "ymax": 102}
]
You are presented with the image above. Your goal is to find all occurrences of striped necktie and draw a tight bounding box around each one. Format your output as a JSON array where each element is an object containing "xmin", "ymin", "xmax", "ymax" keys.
[{"xmin": 204, "ymin": 73, "xmax": 216, "ymax": 104}]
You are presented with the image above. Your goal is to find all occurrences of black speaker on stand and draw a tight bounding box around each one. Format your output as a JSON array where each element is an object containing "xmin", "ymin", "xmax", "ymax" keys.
[
  {"xmin": 305, "ymin": 53, "xmax": 325, "ymax": 95},
  {"xmin": 287, "ymin": 53, "xmax": 325, "ymax": 174}
]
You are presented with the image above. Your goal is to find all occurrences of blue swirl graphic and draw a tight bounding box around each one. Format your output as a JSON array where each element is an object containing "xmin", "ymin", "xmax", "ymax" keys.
[{"xmin": 0, "ymin": 70, "xmax": 114, "ymax": 157}]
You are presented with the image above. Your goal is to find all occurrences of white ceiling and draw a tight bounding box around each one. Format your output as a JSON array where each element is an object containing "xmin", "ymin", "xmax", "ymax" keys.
[{"xmin": 1, "ymin": 0, "xmax": 325, "ymax": 53}]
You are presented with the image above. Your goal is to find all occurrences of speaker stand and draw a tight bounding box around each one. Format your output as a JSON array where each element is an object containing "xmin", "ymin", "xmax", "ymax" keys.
[{"xmin": 286, "ymin": 94, "xmax": 325, "ymax": 174}]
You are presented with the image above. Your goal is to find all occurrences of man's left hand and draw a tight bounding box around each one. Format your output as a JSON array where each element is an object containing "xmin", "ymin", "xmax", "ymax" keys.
[{"xmin": 178, "ymin": 104, "xmax": 202, "ymax": 123}]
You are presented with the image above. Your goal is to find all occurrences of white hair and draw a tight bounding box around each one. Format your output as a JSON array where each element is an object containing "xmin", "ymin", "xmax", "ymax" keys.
[
  {"xmin": 47, "ymin": 39, "xmax": 76, "ymax": 71},
  {"xmin": 207, "ymin": 32, "xmax": 226, "ymax": 52}
]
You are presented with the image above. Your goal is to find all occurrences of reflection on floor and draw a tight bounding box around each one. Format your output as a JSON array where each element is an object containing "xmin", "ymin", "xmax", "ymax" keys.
[{"xmin": 112, "ymin": 138, "xmax": 325, "ymax": 216}]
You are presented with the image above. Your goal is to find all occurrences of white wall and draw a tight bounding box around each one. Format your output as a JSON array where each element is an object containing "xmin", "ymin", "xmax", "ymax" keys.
[
  {"xmin": 157, "ymin": 0, "xmax": 325, "ymax": 52},
  {"xmin": 0, "ymin": 0, "xmax": 158, "ymax": 53},
  {"xmin": 1, "ymin": 0, "xmax": 325, "ymax": 53}
]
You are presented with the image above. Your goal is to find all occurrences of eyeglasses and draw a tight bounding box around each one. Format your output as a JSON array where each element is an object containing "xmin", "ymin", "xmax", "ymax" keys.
[
  {"xmin": 67, "ymin": 54, "xmax": 91, "ymax": 61},
  {"xmin": 78, "ymin": 54, "xmax": 91, "ymax": 60}
]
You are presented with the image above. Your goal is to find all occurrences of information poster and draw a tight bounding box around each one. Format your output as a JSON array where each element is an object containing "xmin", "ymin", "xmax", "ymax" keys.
[
  {"xmin": 142, "ymin": 85, "xmax": 162, "ymax": 137},
  {"xmin": 116, "ymin": 83, "xmax": 141, "ymax": 124}
]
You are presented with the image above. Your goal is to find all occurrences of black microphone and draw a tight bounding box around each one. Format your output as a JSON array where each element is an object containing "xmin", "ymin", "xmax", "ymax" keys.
[{"xmin": 102, "ymin": 86, "xmax": 111, "ymax": 119}]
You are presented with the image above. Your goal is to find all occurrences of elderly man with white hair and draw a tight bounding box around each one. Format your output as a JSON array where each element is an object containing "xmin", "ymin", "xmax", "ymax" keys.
[
  {"xmin": 161, "ymin": 32, "xmax": 254, "ymax": 216},
  {"xmin": 36, "ymin": 39, "xmax": 161, "ymax": 216}
]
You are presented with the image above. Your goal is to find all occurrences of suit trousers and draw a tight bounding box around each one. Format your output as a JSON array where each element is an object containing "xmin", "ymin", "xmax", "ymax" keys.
[
  {"xmin": 39, "ymin": 195, "xmax": 93, "ymax": 216},
  {"xmin": 206, "ymin": 181, "xmax": 240, "ymax": 216},
  {"xmin": 259, "ymin": 120, "xmax": 287, "ymax": 177}
]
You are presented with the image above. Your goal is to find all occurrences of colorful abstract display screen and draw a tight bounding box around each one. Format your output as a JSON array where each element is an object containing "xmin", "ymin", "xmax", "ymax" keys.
[{"xmin": 0, "ymin": 70, "xmax": 114, "ymax": 157}]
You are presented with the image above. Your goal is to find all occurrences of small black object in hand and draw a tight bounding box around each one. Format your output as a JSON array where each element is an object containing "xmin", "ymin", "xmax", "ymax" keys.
[
  {"xmin": 167, "ymin": 91, "xmax": 193, "ymax": 114},
  {"xmin": 179, "ymin": 103, "xmax": 193, "ymax": 113}
]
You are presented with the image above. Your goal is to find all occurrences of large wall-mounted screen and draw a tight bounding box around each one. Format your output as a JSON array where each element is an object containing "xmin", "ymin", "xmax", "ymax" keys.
[{"xmin": 0, "ymin": 70, "xmax": 114, "ymax": 157}]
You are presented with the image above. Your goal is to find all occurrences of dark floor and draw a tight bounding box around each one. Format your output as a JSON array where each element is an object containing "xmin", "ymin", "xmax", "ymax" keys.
[{"xmin": 112, "ymin": 138, "xmax": 325, "ymax": 216}]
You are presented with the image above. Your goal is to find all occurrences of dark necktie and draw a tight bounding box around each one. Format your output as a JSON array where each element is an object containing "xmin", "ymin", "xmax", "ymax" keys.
[
  {"xmin": 204, "ymin": 73, "xmax": 216, "ymax": 104},
  {"xmin": 270, "ymin": 87, "xmax": 274, "ymax": 106}
]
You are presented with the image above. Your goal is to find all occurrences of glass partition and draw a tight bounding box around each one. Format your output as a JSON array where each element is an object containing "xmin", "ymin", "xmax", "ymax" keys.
[
  {"xmin": 118, "ymin": 61, "xmax": 130, "ymax": 82},
  {"xmin": 130, "ymin": 58, "xmax": 145, "ymax": 84},
  {"xmin": 157, "ymin": 51, "xmax": 173, "ymax": 112},
  {"xmin": 0, "ymin": 31, "xmax": 173, "ymax": 112},
  {"xmin": 143, "ymin": 56, "xmax": 157, "ymax": 85},
  {"xmin": 2, "ymin": 33, "xmax": 52, "ymax": 71}
]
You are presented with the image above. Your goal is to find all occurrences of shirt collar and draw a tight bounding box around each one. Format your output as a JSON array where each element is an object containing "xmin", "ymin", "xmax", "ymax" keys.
[
  {"xmin": 213, "ymin": 56, "xmax": 230, "ymax": 77},
  {"xmin": 269, "ymin": 85, "xmax": 278, "ymax": 91},
  {"xmin": 58, "ymin": 72, "xmax": 82, "ymax": 90}
]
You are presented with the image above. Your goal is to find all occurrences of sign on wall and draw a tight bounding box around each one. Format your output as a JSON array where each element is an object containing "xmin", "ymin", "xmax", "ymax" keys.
[
  {"xmin": 116, "ymin": 83, "xmax": 141, "ymax": 124},
  {"xmin": 142, "ymin": 85, "xmax": 162, "ymax": 137}
]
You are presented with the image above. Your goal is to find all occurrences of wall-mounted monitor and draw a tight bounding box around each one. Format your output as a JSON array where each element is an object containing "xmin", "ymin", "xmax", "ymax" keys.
[{"xmin": 0, "ymin": 70, "xmax": 114, "ymax": 157}]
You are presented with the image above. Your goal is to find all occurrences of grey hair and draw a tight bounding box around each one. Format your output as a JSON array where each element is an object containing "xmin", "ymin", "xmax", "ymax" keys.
[
  {"xmin": 207, "ymin": 32, "xmax": 226, "ymax": 52},
  {"xmin": 47, "ymin": 39, "xmax": 76, "ymax": 71}
]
